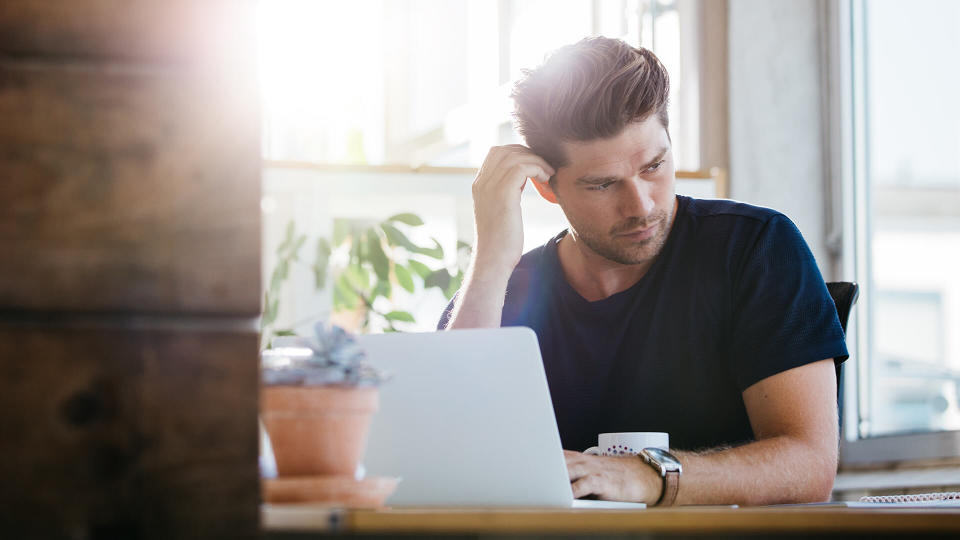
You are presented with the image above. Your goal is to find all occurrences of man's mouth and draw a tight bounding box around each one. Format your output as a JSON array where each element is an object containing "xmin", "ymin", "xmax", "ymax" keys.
[{"xmin": 615, "ymin": 221, "xmax": 659, "ymax": 241}]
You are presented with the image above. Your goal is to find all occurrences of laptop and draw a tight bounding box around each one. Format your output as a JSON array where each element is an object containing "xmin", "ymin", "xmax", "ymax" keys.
[{"xmin": 358, "ymin": 327, "xmax": 645, "ymax": 509}]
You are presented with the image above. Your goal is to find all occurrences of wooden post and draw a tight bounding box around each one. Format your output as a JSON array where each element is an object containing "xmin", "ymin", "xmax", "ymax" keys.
[{"xmin": 0, "ymin": 2, "xmax": 261, "ymax": 537}]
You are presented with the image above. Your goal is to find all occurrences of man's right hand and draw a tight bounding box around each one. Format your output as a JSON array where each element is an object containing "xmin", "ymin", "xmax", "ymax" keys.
[
  {"xmin": 445, "ymin": 145, "xmax": 555, "ymax": 330},
  {"xmin": 471, "ymin": 145, "xmax": 555, "ymax": 279}
]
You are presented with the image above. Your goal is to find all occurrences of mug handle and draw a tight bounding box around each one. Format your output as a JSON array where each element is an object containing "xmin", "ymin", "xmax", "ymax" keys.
[{"xmin": 583, "ymin": 446, "xmax": 601, "ymax": 455}]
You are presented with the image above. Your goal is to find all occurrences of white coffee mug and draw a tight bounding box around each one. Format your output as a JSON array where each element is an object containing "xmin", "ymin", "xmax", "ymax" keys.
[{"xmin": 584, "ymin": 432, "xmax": 669, "ymax": 456}]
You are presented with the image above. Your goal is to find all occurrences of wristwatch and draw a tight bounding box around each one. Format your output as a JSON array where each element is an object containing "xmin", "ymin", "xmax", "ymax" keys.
[{"xmin": 639, "ymin": 447, "xmax": 682, "ymax": 506}]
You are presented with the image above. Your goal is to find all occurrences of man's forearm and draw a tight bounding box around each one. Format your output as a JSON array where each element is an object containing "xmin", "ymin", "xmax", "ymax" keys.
[
  {"xmin": 444, "ymin": 262, "xmax": 512, "ymax": 329},
  {"xmin": 672, "ymin": 435, "xmax": 838, "ymax": 506}
]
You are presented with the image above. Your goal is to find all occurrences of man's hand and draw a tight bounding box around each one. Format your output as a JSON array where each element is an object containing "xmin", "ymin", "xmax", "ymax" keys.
[
  {"xmin": 564, "ymin": 450, "xmax": 661, "ymax": 503},
  {"xmin": 445, "ymin": 145, "xmax": 554, "ymax": 329},
  {"xmin": 471, "ymin": 145, "xmax": 554, "ymax": 277}
]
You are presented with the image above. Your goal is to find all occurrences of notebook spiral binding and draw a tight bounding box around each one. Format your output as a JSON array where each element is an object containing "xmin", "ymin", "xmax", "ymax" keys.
[{"xmin": 860, "ymin": 491, "xmax": 960, "ymax": 504}]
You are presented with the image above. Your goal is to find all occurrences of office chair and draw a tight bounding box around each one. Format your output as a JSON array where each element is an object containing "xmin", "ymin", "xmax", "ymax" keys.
[{"xmin": 826, "ymin": 281, "xmax": 859, "ymax": 431}]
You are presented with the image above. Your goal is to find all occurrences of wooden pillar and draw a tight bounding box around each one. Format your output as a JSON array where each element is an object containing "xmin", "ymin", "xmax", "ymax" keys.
[{"xmin": 0, "ymin": 2, "xmax": 261, "ymax": 537}]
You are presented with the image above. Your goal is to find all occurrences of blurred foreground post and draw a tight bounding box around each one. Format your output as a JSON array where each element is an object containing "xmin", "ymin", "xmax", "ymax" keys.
[{"xmin": 0, "ymin": 1, "xmax": 261, "ymax": 537}]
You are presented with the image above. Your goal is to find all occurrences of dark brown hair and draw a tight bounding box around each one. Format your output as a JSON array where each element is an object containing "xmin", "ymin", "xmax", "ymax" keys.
[{"xmin": 511, "ymin": 37, "xmax": 670, "ymax": 169}]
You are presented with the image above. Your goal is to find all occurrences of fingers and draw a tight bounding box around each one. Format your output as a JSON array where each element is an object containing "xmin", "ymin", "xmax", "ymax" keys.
[
  {"xmin": 478, "ymin": 146, "xmax": 555, "ymax": 186},
  {"xmin": 571, "ymin": 475, "xmax": 601, "ymax": 500},
  {"xmin": 564, "ymin": 451, "xmax": 597, "ymax": 482}
]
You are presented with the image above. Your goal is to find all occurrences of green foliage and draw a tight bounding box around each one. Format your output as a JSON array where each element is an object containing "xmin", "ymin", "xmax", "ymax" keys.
[
  {"xmin": 261, "ymin": 220, "xmax": 308, "ymax": 347},
  {"xmin": 261, "ymin": 214, "xmax": 472, "ymax": 347}
]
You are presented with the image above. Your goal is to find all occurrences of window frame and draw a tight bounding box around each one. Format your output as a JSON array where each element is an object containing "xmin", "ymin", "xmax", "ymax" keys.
[{"xmin": 830, "ymin": 0, "xmax": 960, "ymax": 466}]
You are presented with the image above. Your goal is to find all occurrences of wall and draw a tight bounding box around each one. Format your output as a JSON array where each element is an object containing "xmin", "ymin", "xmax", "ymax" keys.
[{"xmin": 728, "ymin": 0, "xmax": 833, "ymax": 273}]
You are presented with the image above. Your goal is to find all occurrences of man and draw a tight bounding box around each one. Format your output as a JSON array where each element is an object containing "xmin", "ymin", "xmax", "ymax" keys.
[{"xmin": 439, "ymin": 37, "xmax": 848, "ymax": 506}]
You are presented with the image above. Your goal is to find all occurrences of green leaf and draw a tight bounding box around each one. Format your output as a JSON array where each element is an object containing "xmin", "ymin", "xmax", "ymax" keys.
[
  {"xmin": 367, "ymin": 232, "xmax": 390, "ymax": 281},
  {"xmin": 386, "ymin": 213, "xmax": 424, "ymax": 226},
  {"xmin": 263, "ymin": 296, "xmax": 279, "ymax": 325},
  {"xmin": 384, "ymin": 310, "xmax": 416, "ymax": 323},
  {"xmin": 261, "ymin": 291, "xmax": 275, "ymax": 325},
  {"xmin": 290, "ymin": 234, "xmax": 307, "ymax": 259},
  {"xmin": 457, "ymin": 240, "xmax": 472, "ymax": 251},
  {"xmin": 424, "ymin": 269, "xmax": 451, "ymax": 291},
  {"xmin": 333, "ymin": 219, "xmax": 349, "ymax": 246},
  {"xmin": 274, "ymin": 329, "xmax": 297, "ymax": 337},
  {"xmin": 445, "ymin": 270, "xmax": 464, "ymax": 299},
  {"xmin": 278, "ymin": 258, "xmax": 289, "ymax": 280},
  {"xmin": 317, "ymin": 237, "xmax": 332, "ymax": 259},
  {"xmin": 348, "ymin": 237, "xmax": 361, "ymax": 265},
  {"xmin": 394, "ymin": 263, "xmax": 415, "ymax": 293},
  {"xmin": 372, "ymin": 279, "xmax": 392, "ymax": 301},
  {"xmin": 407, "ymin": 259, "xmax": 432, "ymax": 279},
  {"xmin": 269, "ymin": 265, "xmax": 284, "ymax": 292},
  {"xmin": 358, "ymin": 230, "xmax": 370, "ymax": 261},
  {"xmin": 312, "ymin": 263, "xmax": 328, "ymax": 290},
  {"xmin": 412, "ymin": 237, "xmax": 444, "ymax": 259},
  {"xmin": 314, "ymin": 238, "xmax": 331, "ymax": 289},
  {"xmin": 334, "ymin": 274, "xmax": 360, "ymax": 310},
  {"xmin": 344, "ymin": 264, "xmax": 370, "ymax": 292},
  {"xmin": 380, "ymin": 222, "xmax": 417, "ymax": 250}
]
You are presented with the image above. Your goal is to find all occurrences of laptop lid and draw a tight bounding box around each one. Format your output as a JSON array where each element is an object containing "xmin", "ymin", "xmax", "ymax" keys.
[{"xmin": 358, "ymin": 327, "xmax": 574, "ymax": 507}]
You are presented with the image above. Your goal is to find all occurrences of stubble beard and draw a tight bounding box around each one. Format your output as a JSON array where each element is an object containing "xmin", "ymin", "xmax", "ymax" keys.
[{"xmin": 567, "ymin": 210, "xmax": 672, "ymax": 266}]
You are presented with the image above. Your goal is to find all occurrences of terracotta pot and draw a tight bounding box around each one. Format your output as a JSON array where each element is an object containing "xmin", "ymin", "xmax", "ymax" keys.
[{"xmin": 261, "ymin": 385, "xmax": 379, "ymax": 477}]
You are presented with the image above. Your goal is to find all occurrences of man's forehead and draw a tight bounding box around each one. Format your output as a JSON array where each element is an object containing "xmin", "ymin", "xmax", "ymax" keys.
[
  {"xmin": 561, "ymin": 142, "xmax": 668, "ymax": 177},
  {"xmin": 558, "ymin": 119, "xmax": 669, "ymax": 173}
]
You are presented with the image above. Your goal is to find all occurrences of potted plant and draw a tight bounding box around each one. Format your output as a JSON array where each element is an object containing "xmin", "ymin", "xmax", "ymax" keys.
[
  {"xmin": 260, "ymin": 322, "xmax": 388, "ymax": 479},
  {"xmin": 260, "ymin": 214, "xmax": 471, "ymax": 348}
]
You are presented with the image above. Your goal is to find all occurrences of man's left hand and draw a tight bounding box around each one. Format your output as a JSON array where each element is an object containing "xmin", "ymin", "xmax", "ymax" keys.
[{"xmin": 564, "ymin": 450, "xmax": 662, "ymax": 503}]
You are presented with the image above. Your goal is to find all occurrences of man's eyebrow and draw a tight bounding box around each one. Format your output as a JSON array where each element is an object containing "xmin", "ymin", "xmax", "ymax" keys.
[{"xmin": 574, "ymin": 147, "xmax": 669, "ymax": 185}]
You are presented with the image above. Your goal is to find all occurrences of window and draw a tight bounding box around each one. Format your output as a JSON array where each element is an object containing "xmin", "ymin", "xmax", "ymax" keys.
[
  {"xmin": 257, "ymin": 0, "xmax": 713, "ymax": 337},
  {"xmin": 259, "ymin": 0, "xmax": 701, "ymax": 170},
  {"xmin": 840, "ymin": 0, "xmax": 960, "ymax": 461}
]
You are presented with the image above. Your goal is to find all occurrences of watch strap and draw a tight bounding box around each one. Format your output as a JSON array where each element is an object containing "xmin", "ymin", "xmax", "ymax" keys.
[
  {"xmin": 640, "ymin": 448, "xmax": 681, "ymax": 507},
  {"xmin": 657, "ymin": 469, "xmax": 679, "ymax": 506}
]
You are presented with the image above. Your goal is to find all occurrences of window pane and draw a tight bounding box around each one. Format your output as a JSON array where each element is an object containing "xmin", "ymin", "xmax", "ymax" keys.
[
  {"xmin": 258, "ymin": 0, "xmax": 699, "ymax": 168},
  {"xmin": 864, "ymin": 0, "xmax": 960, "ymax": 436}
]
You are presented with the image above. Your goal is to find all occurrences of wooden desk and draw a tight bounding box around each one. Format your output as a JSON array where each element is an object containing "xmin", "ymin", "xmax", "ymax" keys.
[{"xmin": 263, "ymin": 505, "xmax": 960, "ymax": 537}]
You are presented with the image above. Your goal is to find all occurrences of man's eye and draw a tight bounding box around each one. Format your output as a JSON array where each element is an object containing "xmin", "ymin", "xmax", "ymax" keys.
[
  {"xmin": 588, "ymin": 182, "xmax": 615, "ymax": 191},
  {"xmin": 646, "ymin": 160, "xmax": 665, "ymax": 173}
]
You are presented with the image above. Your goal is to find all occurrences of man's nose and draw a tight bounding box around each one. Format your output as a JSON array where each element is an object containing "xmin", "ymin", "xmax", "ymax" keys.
[{"xmin": 620, "ymin": 177, "xmax": 656, "ymax": 217}]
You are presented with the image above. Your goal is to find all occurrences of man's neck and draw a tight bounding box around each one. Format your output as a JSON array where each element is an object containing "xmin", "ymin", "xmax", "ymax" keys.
[
  {"xmin": 557, "ymin": 236, "xmax": 652, "ymax": 302},
  {"xmin": 556, "ymin": 199, "xmax": 678, "ymax": 302}
]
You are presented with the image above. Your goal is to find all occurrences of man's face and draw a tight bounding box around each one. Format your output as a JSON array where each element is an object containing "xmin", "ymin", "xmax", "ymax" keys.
[{"xmin": 551, "ymin": 116, "xmax": 677, "ymax": 266}]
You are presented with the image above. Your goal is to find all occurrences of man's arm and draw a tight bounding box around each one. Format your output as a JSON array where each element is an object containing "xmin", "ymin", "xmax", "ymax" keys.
[
  {"xmin": 565, "ymin": 358, "xmax": 839, "ymax": 505},
  {"xmin": 445, "ymin": 145, "xmax": 554, "ymax": 329}
]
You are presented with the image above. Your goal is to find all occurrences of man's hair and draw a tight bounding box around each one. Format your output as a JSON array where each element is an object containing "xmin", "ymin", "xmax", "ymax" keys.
[{"xmin": 511, "ymin": 37, "xmax": 670, "ymax": 170}]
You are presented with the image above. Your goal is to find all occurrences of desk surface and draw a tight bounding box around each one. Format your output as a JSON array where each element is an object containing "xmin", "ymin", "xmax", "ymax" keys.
[{"xmin": 263, "ymin": 505, "xmax": 960, "ymax": 535}]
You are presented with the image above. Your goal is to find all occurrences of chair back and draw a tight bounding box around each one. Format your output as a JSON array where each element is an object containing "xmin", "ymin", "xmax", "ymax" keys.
[
  {"xmin": 826, "ymin": 281, "xmax": 859, "ymax": 431},
  {"xmin": 826, "ymin": 281, "xmax": 859, "ymax": 334}
]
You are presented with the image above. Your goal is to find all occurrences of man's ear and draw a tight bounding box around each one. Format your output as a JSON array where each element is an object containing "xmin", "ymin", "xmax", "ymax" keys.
[{"xmin": 530, "ymin": 176, "xmax": 559, "ymax": 204}]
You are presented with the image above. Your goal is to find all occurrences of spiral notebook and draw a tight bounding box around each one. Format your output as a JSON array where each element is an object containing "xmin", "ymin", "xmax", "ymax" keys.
[
  {"xmin": 855, "ymin": 491, "xmax": 960, "ymax": 507},
  {"xmin": 777, "ymin": 491, "xmax": 960, "ymax": 508}
]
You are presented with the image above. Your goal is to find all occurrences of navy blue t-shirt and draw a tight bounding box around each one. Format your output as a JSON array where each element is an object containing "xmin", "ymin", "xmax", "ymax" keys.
[{"xmin": 439, "ymin": 196, "xmax": 848, "ymax": 452}]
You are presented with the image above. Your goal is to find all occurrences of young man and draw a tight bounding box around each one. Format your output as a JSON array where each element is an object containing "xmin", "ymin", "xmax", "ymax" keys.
[{"xmin": 439, "ymin": 37, "xmax": 848, "ymax": 506}]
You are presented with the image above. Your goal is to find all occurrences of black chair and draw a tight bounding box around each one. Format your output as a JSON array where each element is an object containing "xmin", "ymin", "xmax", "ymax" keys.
[{"xmin": 826, "ymin": 281, "xmax": 859, "ymax": 429}]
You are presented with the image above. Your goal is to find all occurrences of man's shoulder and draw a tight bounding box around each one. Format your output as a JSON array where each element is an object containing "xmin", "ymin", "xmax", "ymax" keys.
[
  {"xmin": 515, "ymin": 242, "xmax": 551, "ymax": 272},
  {"xmin": 683, "ymin": 196, "xmax": 783, "ymax": 226}
]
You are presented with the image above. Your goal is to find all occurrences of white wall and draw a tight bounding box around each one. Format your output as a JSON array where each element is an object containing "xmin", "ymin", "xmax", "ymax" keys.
[{"xmin": 728, "ymin": 0, "xmax": 832, "ymax": 272}]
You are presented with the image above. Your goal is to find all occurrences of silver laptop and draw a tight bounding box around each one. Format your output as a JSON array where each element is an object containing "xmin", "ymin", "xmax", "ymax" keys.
[{"xmin": 358, "ymin": 327, "xmax": 645, "ymax": 509}]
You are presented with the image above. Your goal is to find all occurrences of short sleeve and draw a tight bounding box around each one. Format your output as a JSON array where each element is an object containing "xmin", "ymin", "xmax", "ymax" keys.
[
  {"xmin": 436, "ymin": 294, "xmax": 457, "ymax": 330},
  {"xmin": 727, "ymin": 214, "xmax": 849, "ymax": 391}
]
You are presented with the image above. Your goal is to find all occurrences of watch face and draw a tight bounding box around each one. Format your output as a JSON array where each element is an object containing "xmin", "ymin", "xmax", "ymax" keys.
[{"xmin": 644, "ymin": 447, "xmax": 682, "ymax": 472}]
